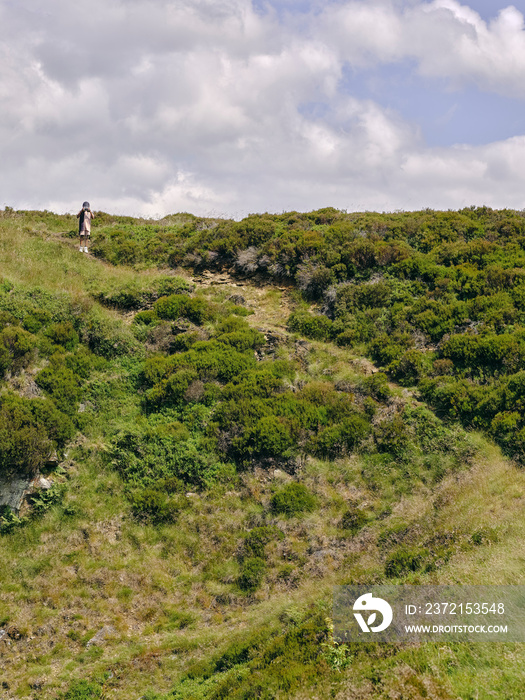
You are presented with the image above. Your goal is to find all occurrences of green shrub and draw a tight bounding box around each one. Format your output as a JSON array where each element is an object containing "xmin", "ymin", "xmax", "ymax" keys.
[
  {"xmin": 270, "ymin": 483, "xmax": 316, "ymax": 517},
  {"xmin": 242, "ymin": 416, "xmax": 295, "ymax": 460},
  {"xmin": 419, "ymin": 376, "xmax": 484, "ymax": 423},
  {"xmin": 155, "ymin": 294, "xmax": 211, "ymax": 325},
  {"xmin": 144, "ymin": 368, "xmax": 199, "ymax": 409},
  {"xmin": 311, "ymin": 415, "xmax": 370, "ymax": 458},
  {"xmin": 238, "ymin": 556, "xmax": 266, "ymax": 592},
  {"xmin": 339, "ymin": 506, "xmax": 367, "ymax": 534},
  {"xmin": 0, "ymin": 310, "xmax": 17, "ymax": 331},
  {"xmin": 129, "ymin": 488, "xmax": 177, "ymax": 524},
  {"xmin": 80, "ymin": 308, "xmax": 138, "ymax": 358},
  {"xmin": 222, "ymin": 370, "xmax": 283, "ymax": 401},
  {"xmin": 36, "ymin": 363, "xmax": 81, "ymax": 415},
  {"xmin": 147, "ymin": 341, "xmax": 257, "ymax": 387},
  {"xmin": 363, "ymin": 372, "xmax": 392, "ymax": 401},
  {"xmin": 0, "ymin": 394, "xmax": 72, "ymax": 478},
  {"xmin": 369, "ymin": 333, "xmax": 411, "ymax": 367},
  {"xmin": 44, "ymin": 322, "xmax": 79, "ymax": 351},
  {"xmin": 0, "ymin": 506, "xmax": 24, "ymax": 535},
  {"xmin": 385, "ymin": 546, "xmax": 429, "ymax": 578},
  {"xmin": 62, "ymin": 679, "xmax": 103, "ymax": 699},
  {"xmin": 0, "ymin": 326, "xmax": 36, "ymax": 374},
  {"xmin": 64, "ymin": 347, "xmax": 106, "ymax": 379},
  {"xmin": 170, "ymin": 331, "xmax": 202, "ymax": 352},
  {"xmin": 111, "ymin": 425, "xmax": 216, "ymax": 488},
  {"xmin": 216, "ymin": 328, "xmax": 265, "ymax": 351},
  {"xmin": 22, "ymin": 309, "xmax": 52, "ymax": 333},
  {"xmin": 374, "ymin": 415, "xmax": 411, "ymax": 456},
  {"xmin": 94, "ymin": 277, "xmax": 192, "ymax": 311},
  {"xmin": 133, "ymin": 310, "xmax": 157, "ymax": 325},
  {"xmin": 244, "ymin": 525, "xmax": 283, "ymax": 559},
  {"xmin": 388, "ymin": 348, "xmax": 429, "ymax": 385},
  {"xmin": 287, "ymin": 312, "xmax": 333, "ymax": 341}
]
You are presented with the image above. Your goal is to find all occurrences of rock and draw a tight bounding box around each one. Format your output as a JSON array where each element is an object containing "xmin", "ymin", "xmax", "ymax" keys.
[
  {"xmin": 0, "ymin": 475, "xmax": 33, "ymax": 512},
  {"xmin": 46, "ymin": 450, "xmax": 59, "ymax": 465},
  {"xmin": 227, "ymin": 294, "xmax": 246, "ymax": 306},
  {"xmin": 86, "ymin": 625, "xmax": 116, "ymax": 648},
  {"xmin": 0, "ymin": 629, "xmax": 6, "ymax": 642},
  {"xmin": 264, "ymin": 330, "xmax": 286, "ymax": 347},
  {"xmin": 35, "ymin": 477, "xmax": 52, "ymax": 490},
  {"xmin": 185, "ymin": 492, "xmax": 199, "ymax": 498}
]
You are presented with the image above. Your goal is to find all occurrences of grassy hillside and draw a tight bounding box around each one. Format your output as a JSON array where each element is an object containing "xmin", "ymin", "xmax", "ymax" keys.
[{"xmin": 0, "ymin": 207, "xmax": 524, "ymax": 700}]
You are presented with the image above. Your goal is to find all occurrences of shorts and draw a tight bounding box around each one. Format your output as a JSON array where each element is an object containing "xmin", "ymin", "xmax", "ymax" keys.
[{"xmin": 79, "ymin": 230, "xmax": 91, "ymax": 237}]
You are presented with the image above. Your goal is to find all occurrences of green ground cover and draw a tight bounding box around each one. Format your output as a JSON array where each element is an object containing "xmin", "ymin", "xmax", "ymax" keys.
[{"xmin": 0, "ymin": 207, "xmax": 523, "ymax": 699}]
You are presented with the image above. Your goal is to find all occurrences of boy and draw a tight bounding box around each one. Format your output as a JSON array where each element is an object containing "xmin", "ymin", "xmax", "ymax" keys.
[{"xmin": 77, "ymin": 201, "xmax": 94, "ymax": 252}]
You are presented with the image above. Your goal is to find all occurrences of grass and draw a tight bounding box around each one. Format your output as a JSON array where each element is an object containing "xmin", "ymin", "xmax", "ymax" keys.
[{"xmin": 0, "ymin": 210, "xmax": 524, "ymax": 699}]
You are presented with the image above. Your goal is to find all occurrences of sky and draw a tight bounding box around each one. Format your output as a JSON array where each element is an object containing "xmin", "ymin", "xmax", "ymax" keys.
[{"xmin": 2, "ymin": 0, "xmax": 525, "ymax": 218}]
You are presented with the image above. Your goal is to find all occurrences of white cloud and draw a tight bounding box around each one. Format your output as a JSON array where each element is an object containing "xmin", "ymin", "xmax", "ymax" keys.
[
  {"xmin": 1, "ymin": 0, "xmax": 525, "ymax": 217},
  {"xmin": 323, "ymin": 1, "xmax": 525, "ymax": 98}
]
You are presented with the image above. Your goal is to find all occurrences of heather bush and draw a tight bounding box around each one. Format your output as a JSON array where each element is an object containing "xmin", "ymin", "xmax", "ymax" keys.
[
  {"xmin": 61, "ymin": 680, "xmax": 103, "ymax": 699},
  {"xmin": 80, "ymin": 307, "xmax": 138, "ymax": 358},
  {"xmin": 129, "ymin": 487, "xmax": 178, "ymax": 524},
  {"xmin": 270, "ymin": 483, "xmax": 316, "ymax": 517},
  {"xmin": 0, "ymin": 310, "xmax": 17, "ymax": 331},
  {"xmin": 44, "ymin": 321, "xmax": 79, "ymax": 351},
  {"xmin": 250, "ymin": 416, "xmax": 295, "ymax": 457},
  {"xmin": 221, "ymin": 370, "xmax": 283, "ymax": 401},
  {"xmin": 244, "ymin": 526, "xmax": 283, "ymax": 559},
  {"xmin": 36, "ymin": 360, "xmax": 81, "ymax": 416},
  {"xmin": 155, "ymin": 294, "xmax": 211, "ymax": 325},
  {"xmin": 287, "ymin": 312, "xmax": 334, "ymax": 341},
  {"xmin": 238, "ymin": 556, "xmax": 267, "ymax": 592},
  {"xmin": 310, "ymin": 415, "xmax": 370, "ymax": 459},
  {"xmin": 0, "ymin": 393, "xmax": 73, "ymax": 478},
  {"xmin": 133, "ymin": 310, "xmax": 157, "ymax": 325},
  {"xmin": 374, "ymin": 415, "xmax": 411, "ymax": 456},
  {"xmin": 339, "ymin": 505, "xmax": 367, "ymax": 534},
  {"xmin": 111, "ymin": 424, "xmax": 217, "ymax": 488},
  {"xmin": 369, "ymin": 333, "xmax": 412, "ymax": 368},
  {"xmin": 0, "ymin": 326, "xmax": 36, "ymax": 374},
  {"xmin": 94, "ymin": 276, "xmax": 191, "ymax": 310},
  {"xmin": 362, "ymin": 372, "xmax": 392, "ymax": 401},
  {"xmin": 235, "ymin": 246, "xmax": 261, "ymax": 274},
  {"xmin": 214, "ymin": 316, "xmax": 265, "ymax": 350},
  {"xmin": 388, "ymin": 348, "xmax": 430, "ymax": 385},
  {"xmin": 296, "ymin": 261, "xmax": 332, "ymax": 299},
  {"xmin": 144, "ymin": 368, "xmax": 199, "ymax": 409},
  {"xmin": 385, "ymin": 546, "xmax": 429, "ymax": 578}
]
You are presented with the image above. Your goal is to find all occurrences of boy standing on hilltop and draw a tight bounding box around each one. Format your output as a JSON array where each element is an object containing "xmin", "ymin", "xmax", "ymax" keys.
[{"xmin": 77, "ymin": 201, "xmax": 94, "ymax": 253}]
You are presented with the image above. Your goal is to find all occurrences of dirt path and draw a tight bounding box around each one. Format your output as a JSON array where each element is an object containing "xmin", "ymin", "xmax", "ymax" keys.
[{"xmin": 191, "ymin": 269, "xmax": 295, "ymax": 335}]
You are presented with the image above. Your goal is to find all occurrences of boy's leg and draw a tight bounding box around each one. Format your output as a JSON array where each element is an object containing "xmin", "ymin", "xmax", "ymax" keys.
[{"xmin": 79, "ymin": 234, "xmax": 83, "ymax": 252}]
